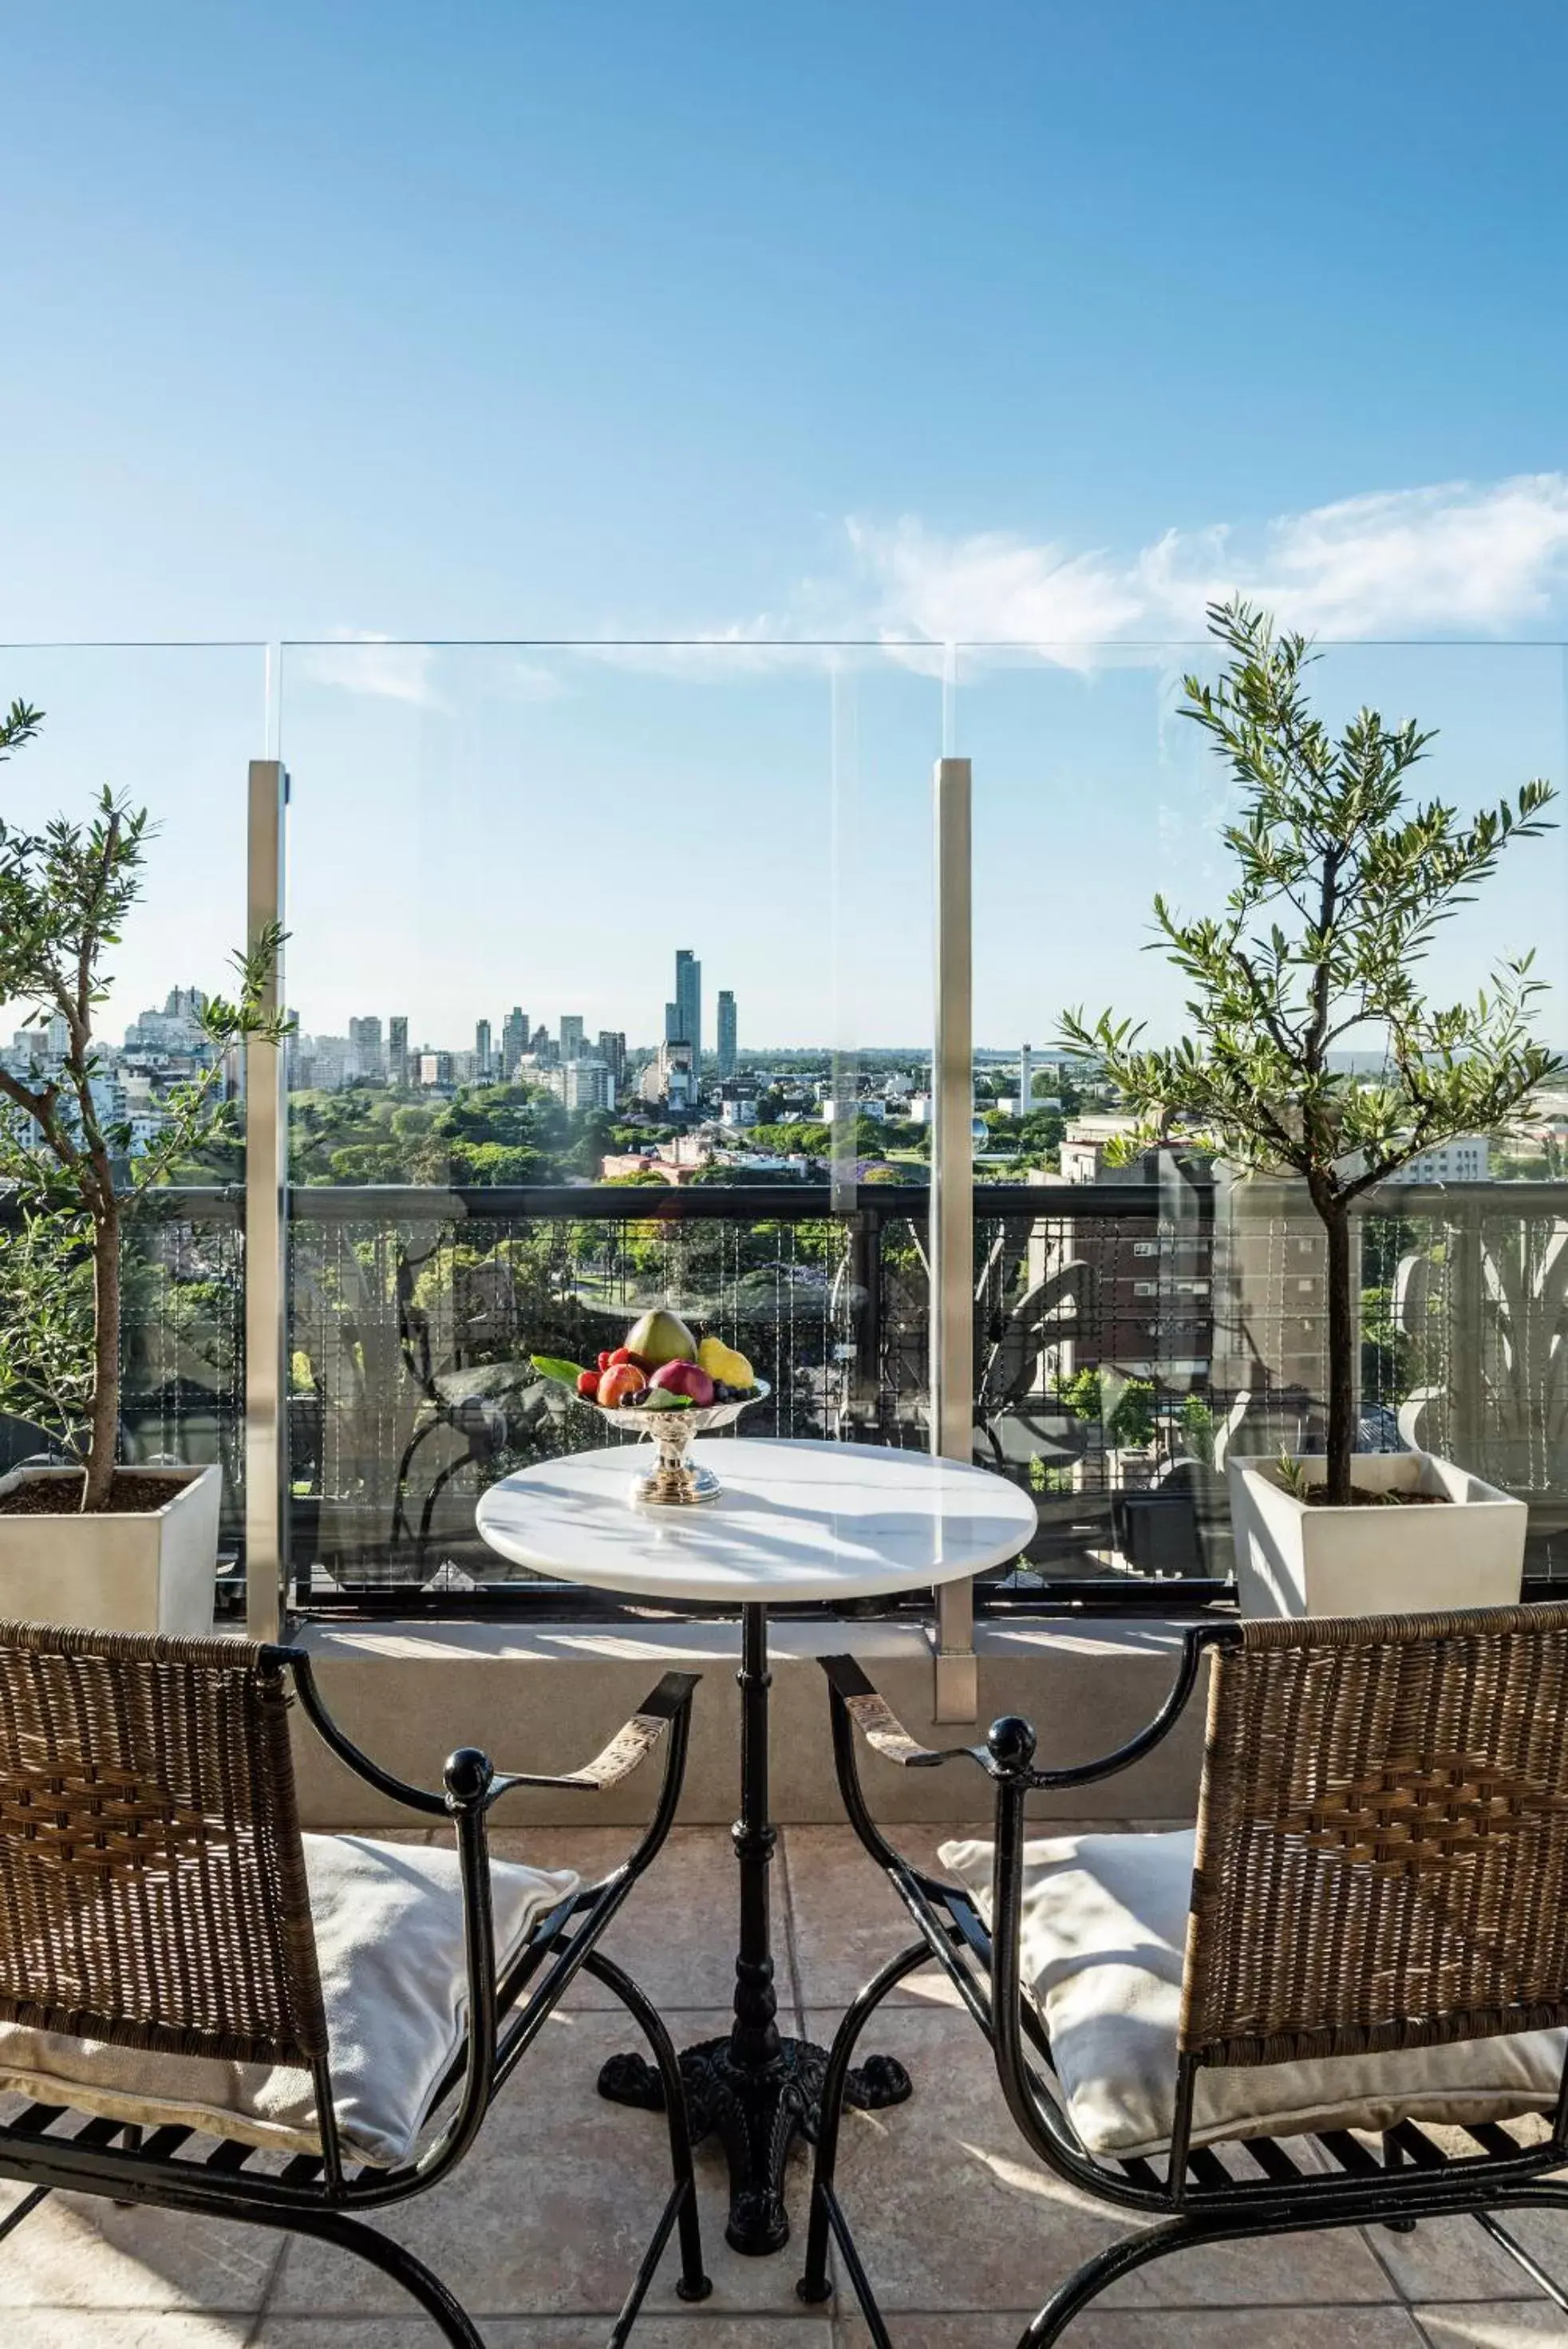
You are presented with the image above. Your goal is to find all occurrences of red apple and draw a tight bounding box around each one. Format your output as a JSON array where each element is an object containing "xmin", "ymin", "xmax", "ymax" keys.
[
  {"xmin": 649, "ymin": 1359, "xmax": 715, "ymax": 1407},
  {"xmin": 598, "ymin": 1363, "xmax": 649, "ymax": 1408}
]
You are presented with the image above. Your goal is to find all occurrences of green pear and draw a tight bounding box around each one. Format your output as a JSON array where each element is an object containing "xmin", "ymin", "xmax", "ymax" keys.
[{"xmin": 625, "ymin": 1308, "xmax": 698, "ymax": 1366}]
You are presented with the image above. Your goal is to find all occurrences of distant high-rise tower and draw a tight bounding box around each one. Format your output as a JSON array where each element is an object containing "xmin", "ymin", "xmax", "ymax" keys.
[
  {"xmin": 475, "ymin": 1018, "xmax": 492, "ymax": 1080},
  {"xmin": 500, "ymin": 1006, "xmax": 527, "ymax": 1076},
  {"xmin": 717, "ymin": 990, "xmax": 737, "ymax": 1081},
  {"xmin": 1019, "ymin": 1042, "xmax": 1034, "ymax": 1112},
  {"xmin": 597, "ymin": 1030, "xmax": 627, "ymax": 1089},
  {"xmin": 664, "ymin": 1000, "xmax": 681, "ymax": 1044},
  {"xmin": 348, "ymin": 1015, "xmax": 384, "ymax": 1080},
  {"xmin": 388, "ymin": 1015, "xmax": 409, "ymax": 1088},
  {"xmin": 674, "ymin": 949, "xmax": 701, "ymax": 1060},
  {"xmin": 560, "ymin": 1014, "xmax": 584, "ymax": 1062}
]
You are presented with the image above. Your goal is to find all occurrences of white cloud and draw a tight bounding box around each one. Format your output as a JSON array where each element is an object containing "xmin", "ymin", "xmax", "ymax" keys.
[
  {"xmin": 835, "ymin": 473, "xmax": 1568, "ymax": 655},
  {"xmin": 298, "ymin": 634, "xmax": 440, "ymax": 706},
  {"xmin": 843, "ymin": 517, "xmax": 1145, "ymax": 649},
  {"xmin": 487, "ymin": 656, "xmax": 567, "ymax": 703},
  {"xmin": 294, "ymin": 639, "xmax": 571, "ymax": 708},
  {"xmin": 303, "ymin": 476, "xmax": 1568, "ymax": 688},
  {"xmin": 575, "ymin": 621, "xmax": 833, "ymax": 679}
]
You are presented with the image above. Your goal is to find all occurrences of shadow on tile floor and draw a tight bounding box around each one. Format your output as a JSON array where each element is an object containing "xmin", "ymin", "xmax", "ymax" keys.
[{"xmin": 2, "ymin": 1829, "xmax": 1568, "ymax": 2347}]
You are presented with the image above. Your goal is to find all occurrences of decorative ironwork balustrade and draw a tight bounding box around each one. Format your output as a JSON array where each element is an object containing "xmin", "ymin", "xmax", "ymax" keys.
[{"xmin": 11, "ymin": 1174, "xmax": 1568, "ymax": 1613}]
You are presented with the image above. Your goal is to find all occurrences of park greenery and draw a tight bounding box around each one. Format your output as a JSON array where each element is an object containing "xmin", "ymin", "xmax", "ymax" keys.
[{"xmin": 277, "ymin": 1089, "xmax": 1077, "ymax": 1189}]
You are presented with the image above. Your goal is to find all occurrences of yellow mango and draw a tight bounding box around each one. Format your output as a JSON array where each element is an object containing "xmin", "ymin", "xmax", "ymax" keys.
[{"xmin": 697, "ymin": 1336, "xmax": 754, "ymax": 1388}]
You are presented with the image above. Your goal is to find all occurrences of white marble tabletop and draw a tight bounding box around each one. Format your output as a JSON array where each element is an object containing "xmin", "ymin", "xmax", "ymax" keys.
[{"xmin": 474, "ymin": 1436, "xmax": 1038, "ymax": 1606}]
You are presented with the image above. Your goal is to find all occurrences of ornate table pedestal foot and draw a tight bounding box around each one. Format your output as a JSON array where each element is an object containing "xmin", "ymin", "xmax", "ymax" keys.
[{"xmin": 600, "ymin": 2037, "xmax": 910, "ymax": 2256}]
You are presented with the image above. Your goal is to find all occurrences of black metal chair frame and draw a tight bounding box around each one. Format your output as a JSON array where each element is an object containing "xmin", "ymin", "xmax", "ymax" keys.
[
  {"xmin": 0, "ymin": 1651, "xmax": 713, "ymax": 2349},
  {"xmin": 798, "ymin": 1632, "xmax": 1568, "ymax": 2347}
]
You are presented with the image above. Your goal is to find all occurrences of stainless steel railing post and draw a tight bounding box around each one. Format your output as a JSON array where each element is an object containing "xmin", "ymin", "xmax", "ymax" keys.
[
  {"xmin": 931, "ymin": 755, "xmax": 978, "ymax": 1721},
  {"xmin": 245, "ymin": 759, "xmax": 289, "ymax": 1643}
]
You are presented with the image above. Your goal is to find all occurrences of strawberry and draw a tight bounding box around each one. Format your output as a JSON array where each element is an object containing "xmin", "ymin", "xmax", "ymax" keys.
[
  {"xmin": 577, "ymin": 1368, "xmax": 602, "ymax": 1399},
  {"xmin": 597, "ymin": 1352, "xmax": 614, "ymax": 1371}
]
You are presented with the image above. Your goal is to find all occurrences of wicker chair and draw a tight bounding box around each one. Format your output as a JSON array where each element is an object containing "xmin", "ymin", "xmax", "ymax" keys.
[
  {"xmin": 0, "ymin": 1619, "xmax": 712, "ymax": 2347},
  {"xmin": 800, "ymin": 1605, "xmax": 1568, "ymax": 2346}
]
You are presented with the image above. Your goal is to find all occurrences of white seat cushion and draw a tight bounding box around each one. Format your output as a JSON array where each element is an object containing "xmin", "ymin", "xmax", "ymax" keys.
[
  {"xmin": 938, "ymin": 1830, "xmax": 1566, "ymax": 2162},
  {"xmin": 0, "ymin": 1834, "xmax": 579, "ymax": 2167}
]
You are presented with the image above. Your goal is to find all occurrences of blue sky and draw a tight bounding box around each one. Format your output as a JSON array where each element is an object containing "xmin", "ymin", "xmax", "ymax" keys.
[{"xmin": 2, "ymin": 2, "xmax": 1566, "ymax": 1044}]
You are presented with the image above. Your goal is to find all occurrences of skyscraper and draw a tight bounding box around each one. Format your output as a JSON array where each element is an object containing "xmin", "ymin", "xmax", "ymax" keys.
[
  {"xmin": 500, "ymin": 1007, "xmax": 527, "ymax": 1076},
  {"xmin": 476, "ymin": 1018, "xmax": 492, "ymax": 1079},
  {"xmin": 674, "ymin": 949, "xmax": 701, "ymax": 1060},
  {"xmin": 563, "ymin": 1056, "xmax": 614, "ymax": 1111},
  {"xmin": 717, "ymin": 990, "xmax": 737, "ymax": 1081},
  {"xmin": 348, "ymin": 1015, "xmax": 384, "ymax": 1080},
  {"xmin": 388, "ymin": 1015, "xmax": 409, "ymax": 1088},
  {"xmin": 664, "ymin": 1000, "xmax": 681, "ymax": 1044},
  {"xmin": 560, "ymin": 1014, "xmax": 584, "ymax": 1062},
  {"xmin": 597, "ymin": 1030, "xmax": 627, "ymax": 1089}
]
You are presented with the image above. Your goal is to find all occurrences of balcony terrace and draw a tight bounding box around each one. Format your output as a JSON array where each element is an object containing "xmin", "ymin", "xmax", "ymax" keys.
[{"xmin": 3, "ymin": 634, "xmax": 1568, "ymax": 2345}]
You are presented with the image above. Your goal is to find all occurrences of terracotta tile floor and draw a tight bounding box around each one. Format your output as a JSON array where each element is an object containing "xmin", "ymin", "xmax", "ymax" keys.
[{"xmin": 2, "ymin": 1825, "xmax": 1566, "ymax": 2346}]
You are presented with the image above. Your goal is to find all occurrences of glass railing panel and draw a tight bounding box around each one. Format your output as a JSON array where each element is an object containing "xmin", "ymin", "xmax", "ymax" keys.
[
  {"xmin": 277, "ymin": 642, "xmax": 938, "ymax": 1603},
  {"xmin": 1306, "ymin": 644, "xmax": 1568, "ymax": 1582},
  {"xmin": 0, "ymin": 643, "xmax": 266, "ymax": 1604},
  {"xmin": 954, "ymin": 645, "xmax": 1211, "ymax": 1588},
  {"xmin": 958, "ymin": 635, "xmax": 1568, "ymax": 1589}
]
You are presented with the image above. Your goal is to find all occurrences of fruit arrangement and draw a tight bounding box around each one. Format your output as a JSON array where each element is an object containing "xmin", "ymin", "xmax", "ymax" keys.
[{"xmin": 531, "ymin": 1309, "xmax": 760, "ymax": 1415}]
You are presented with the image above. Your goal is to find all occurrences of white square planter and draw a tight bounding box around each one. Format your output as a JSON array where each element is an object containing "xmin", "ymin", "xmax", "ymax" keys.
[
  {"xmin": 1228, "ymin": 1449, "xmax": 1527, "ymax": 1619},
  {"xmin": 0, "ymin": 1465, "xmax": 223, "ymax": 1637}
]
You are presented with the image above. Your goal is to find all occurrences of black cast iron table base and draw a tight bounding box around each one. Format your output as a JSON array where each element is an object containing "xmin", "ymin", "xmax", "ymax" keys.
[
  {"xmin": 600, "ymin": 2036, "xmax": 910, "ymax": 2256},
  {"xmin": 595, "ymin": 1599, "xmax": 914, "ymax": 2255}
]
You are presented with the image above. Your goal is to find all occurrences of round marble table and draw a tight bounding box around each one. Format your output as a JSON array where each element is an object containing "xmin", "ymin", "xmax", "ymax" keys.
[{"xmin": 476, "ymin": 1437, "xmax": 1037, "ymax": 2256}]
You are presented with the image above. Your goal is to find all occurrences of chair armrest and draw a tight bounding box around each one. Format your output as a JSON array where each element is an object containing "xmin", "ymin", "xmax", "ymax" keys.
[
  {"xmin": 289, "ymin": 1652, "xmax": 451, "ymax": 1818},
  {"xmin": 826, "ymin": 1624, "xmax": 1228, "ymax": 1795},
  {"xmin": 475, "ymin": 1672, "xmax": 700, "ymax": 1897},
  {"xmin": 821, "ymin": 1655, "xmax": 991, "ymax": 1886},
  {"xmin": 290, "ymin": 1659, "xmax": 700, "ymax": 1819},
  {"xmin": 485, "ymin": 1673, "xmax": 700, "ymax": 1800},
  {"xmin": 992, "ymin": 1621, "xmax": 1230, "ymax": 1790},
  {"xmin": 821, "ymin": 1655, "xmax": 986, "ymax": 1771}
]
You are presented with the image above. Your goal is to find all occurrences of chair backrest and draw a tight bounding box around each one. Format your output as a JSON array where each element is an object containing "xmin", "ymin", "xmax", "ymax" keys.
[
  {"xmin": 1182, "ymin": 1603, "xmax": 1568, "ymax": 2071},
  {"xmin": 0, "ymin": 1621, "xmax": 327, "ymax": 2068}
]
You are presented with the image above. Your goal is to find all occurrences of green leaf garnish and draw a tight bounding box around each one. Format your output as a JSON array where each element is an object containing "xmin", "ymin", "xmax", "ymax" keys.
[{"xmin": 531, "ymin": 1354, "xmax": 586, "ymax": 1388}]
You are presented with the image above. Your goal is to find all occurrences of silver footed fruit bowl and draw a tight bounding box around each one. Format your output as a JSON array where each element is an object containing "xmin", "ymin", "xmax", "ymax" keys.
[
  {"xmin": 531, "ymin": 1309, "xmax": 769, "ymax": 1506},
  {"xmin": 593, "ymin": 1380, "xmax": 770, "ymax": 1506}
]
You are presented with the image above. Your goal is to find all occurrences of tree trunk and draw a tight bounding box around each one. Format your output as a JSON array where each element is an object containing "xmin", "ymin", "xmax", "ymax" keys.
[
  {"xmin": 1320, "ymin": 1196, "xmax": 1356, "ymax": 1506},
  {"xmin": 82, "ymin": 1202, "xmax": 120, "ymax": 1513}
]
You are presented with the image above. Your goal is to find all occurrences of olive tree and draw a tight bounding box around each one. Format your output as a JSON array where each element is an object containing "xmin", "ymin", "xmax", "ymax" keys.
[
  {"xmin": 1060, "ymin": 603, "xmax": 1559, "ymax": 1505},
  {"xmin": 0, "ymin": 699, "xmax": 286, "ymax": 1510}
]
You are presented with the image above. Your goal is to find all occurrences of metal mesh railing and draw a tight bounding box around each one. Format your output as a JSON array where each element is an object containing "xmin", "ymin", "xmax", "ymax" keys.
[{"xmin": 19, "ymin": 1173, "xmax": 1568, "ymax": 1612}]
